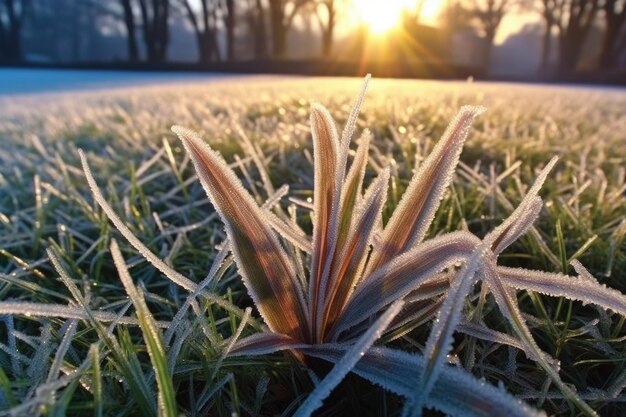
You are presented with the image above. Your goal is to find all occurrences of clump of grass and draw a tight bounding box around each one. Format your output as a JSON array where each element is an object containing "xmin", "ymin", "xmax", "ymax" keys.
[{"xmin": 0, "ymin": 77, "xmax": 624, "ymax": 416}]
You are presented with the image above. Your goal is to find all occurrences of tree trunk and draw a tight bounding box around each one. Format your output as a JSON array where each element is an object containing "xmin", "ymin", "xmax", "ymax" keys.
[
  {"xmin": 253, "ymin": 0, "xmax": 268, "ymax": 58},
  {"xmin": 0, "ymin": 20, "xmax": 5, "ymax": 62},
  {"xmin": 3, "ymin": 0, "xmax": 23, "ymax": 62},
  {"xmin": 269, "ymin": 1, "xmax": 287, "ymax": 56},
  {"xmin": 139, "ymin": 0, "xmax": 168, "ymax": 63},
  {"xmin": 540, "ymin": 20, "xmax": 553, "ymax": 70},
  {"xmin": 483, "ymin": 28, "xmax": 496, "ymax": 73},
  {"xmin": 320, "ymin": 2, "xmax": 335, "ymax": 57},
  {"xmin": 225, "ymin": 0, "xmax": 235, "ymax": 60},
  {"xmin": 599, "ymin": 17, "xmax": 620, "ymax": 68},
  {"xmin": 558, "ymin": 33, "xmax": 584, "ymax": 74},
  {"xmin": 121, "ymin": 0, "xmax": 139, "ymax": 62}
]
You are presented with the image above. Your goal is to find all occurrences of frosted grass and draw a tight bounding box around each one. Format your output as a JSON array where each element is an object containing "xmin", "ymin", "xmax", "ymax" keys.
[{"xmin": 0, "ymin": 76, "xmax": 624, "ymax": 416}]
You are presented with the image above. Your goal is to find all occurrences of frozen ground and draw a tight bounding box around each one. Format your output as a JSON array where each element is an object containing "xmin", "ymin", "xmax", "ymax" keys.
[
  {"xmin": 0, "ymin": 68, "xmax": 241, "ymax": 95},
  {"xmin": 1, "ymin": 69, "xmax": 625, "ymax": 97}
]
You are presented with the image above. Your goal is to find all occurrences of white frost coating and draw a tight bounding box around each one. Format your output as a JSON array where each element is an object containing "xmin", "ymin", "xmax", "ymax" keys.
[
  {"xmin": 341, "ymin": 74, "xmax": 370, "ymax": 152},
  {"xmin": 367, "ymin": 105, "xmax": 485, "ymax": 272},
  {"xmin": 210, "ymin": 307, "xmax": 252, "ymax": 382},
  {"xmin": 46, "ymin": 319, "xmax": 78, "ymax": 383},
  {"xmin": 484, "ymin": 261, "xmax": 598, "ymax": 417},
  {"xmin": 110, "ymin": 239, "xmax": 176, "ymax": 417},
  {"xmin": 0, "ymin": 301, "xmax": 164, "ymax": 327},
  {"xmin": 318, "ymin": 167, "xmax": 389, "ymax": 333},
  {"xmin": 229, "ymin": 332, "xmax": 309, "ymax": 357},
  {"xmin": 304, "ymin": 346, "xmax": 545, "ymax": 417},
  {"xmin": 457, "ymin": 321, "xmax": 524, "ymax": 350},
  {"xmin": 80, "ymin": 150, "xmax": 249, "ymax": 321},
  {"xmin": 486, "ymin": 157, "xmax": 557, "ymax": 255},
  {"xmin": 331, "ymin": 231, "xmax": 481, "ymax": 338},
  {"xmin": 163, "ymin": 242, "xmax": 230, "ymax": 346},
  {"xmin": 404, "ymin": 245, "xmax": 487, "ymax": 417},
  {"xmin": 499, "ymin": 266, "xmax": 626, "ymax": 317},
  {"xmin": 293, "ymin": 300, "xmax": 404, "ymax": 417},
  {"xmin": 172, "ymin": 125, "xmax": 308, "ymax": 340}
]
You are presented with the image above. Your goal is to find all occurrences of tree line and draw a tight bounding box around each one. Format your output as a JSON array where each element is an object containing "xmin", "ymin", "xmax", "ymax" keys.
[{"xmin": 0, "ymin": 0, "xmax": 624, "ymax": 75}]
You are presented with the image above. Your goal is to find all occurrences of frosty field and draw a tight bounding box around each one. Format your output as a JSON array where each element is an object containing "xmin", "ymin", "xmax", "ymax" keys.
[{"xmin": 0, "ymin": 76, "xmax": 625, "ymax": 416}]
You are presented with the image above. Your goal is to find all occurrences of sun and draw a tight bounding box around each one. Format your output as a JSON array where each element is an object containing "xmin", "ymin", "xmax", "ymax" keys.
[
  {"xmin": 353, "ymin": 0, "xmax": 412, "ymax": 34},
  {"xmin": 353, "ymin": 0, "xmax": 442, "ymax": 34}
]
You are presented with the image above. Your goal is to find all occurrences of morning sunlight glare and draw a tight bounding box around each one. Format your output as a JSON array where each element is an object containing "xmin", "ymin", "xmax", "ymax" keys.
[{"xmin": 353, "ymin": 0, "xmax": 441, "ymax": 34}]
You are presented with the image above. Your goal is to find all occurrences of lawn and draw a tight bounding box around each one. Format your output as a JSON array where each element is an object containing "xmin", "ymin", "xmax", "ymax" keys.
[{"xmin": 0, "ymin": 76, "xmax": 625, "ymax": 416}]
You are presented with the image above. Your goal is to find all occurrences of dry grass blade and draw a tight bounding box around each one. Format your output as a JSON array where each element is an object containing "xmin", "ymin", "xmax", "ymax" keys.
[
  {"xmin": 334, "ymin": 131, "xmax": 372, "ymax": 256},
  {"xmin": 499, "ymin": 266, "xmax": 626, "ymax": 316},
  {"xmin": 321, "ymin": 167, "xmax": 389, "ymax": 336},
  {"xmin": 367, "ymin": 106, "xmax": 485, "ymax": 273},
  {"xmin": 330, "ymin": 232, "xmax": 481, "ymax": 340},
  {"xmin": 230, "ymin": 333, "xmax": 307, "ymax": 357},
  {"xmin": 309, "ymin": 103, "xmax": 340, "ymax": 341},
  {"xmin": 293, "ymin": 300, "xmax": 404, "ymax": 417},
  {"xmin": 172, "ymin": 125, "xmax": 308, "ymax": 341}
]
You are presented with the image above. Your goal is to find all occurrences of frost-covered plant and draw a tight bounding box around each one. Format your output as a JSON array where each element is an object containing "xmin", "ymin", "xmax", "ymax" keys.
[{"xmin": 72, "ymin": 77, "xmax": 626, "ymax": 416}]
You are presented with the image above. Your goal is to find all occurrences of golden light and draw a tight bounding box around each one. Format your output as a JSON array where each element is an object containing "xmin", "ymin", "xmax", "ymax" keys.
[
  {"xmin": 353, "ymin": 0, "xmax": 442, "ymax": 34},
  {"xmin": 353, "ymin": 0, "xmax": 412, "ymax": 34}
]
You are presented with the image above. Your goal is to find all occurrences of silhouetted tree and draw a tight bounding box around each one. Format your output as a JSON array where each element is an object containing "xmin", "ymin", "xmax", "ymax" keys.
[
  {"xmin": 467, "ymin": 0, "xmax": 512, "ymax": 69},
  {"xmin": 557, "ymin": 0, "xmax": 599, "ymax": 73},
  {"xmin": 537, "ymin": 0, "xmax": 564, "ymax": 70},
  {"xmin": 178, "ymin": 0, "xmax": 220, "ymax": 62},
  {"xmin": 0, "ymin": 0, "xmax": 31, "ymax": 62},
  {"xmin": 223, "ymin": 0, "xmax": 235, "ymax": 60},
  {"xmin": 599, "ymin": 0, "xmax": 626, "ymax": 68},
  {"xmin": 267, "ymin": 0, "xmax": 311, "ymax": 56},
  {"xmin": 314, "ymin": 0, "xmax": 337, "ymax": 57},
  {"xmin": 138, "ymin": 0, "xmax": 170, "ymax": 63},
  {"xmin": 439, "ymin": 0, "xmax": 474, "ymax": 59},
  {"xmin": 244, "ymin": 0, "xmax": 268, "ymax": 58},
  {"xmin": 120, "ymin": 0, "xmax": 139, "ymax": 62}
]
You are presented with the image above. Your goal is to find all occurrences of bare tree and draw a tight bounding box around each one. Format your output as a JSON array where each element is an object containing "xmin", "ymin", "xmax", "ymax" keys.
[
  {"xmin": 223, "ymin": 0, "xmax": 235, "ymax": 60},
  {"xmin": 537, "ymin": 0, "xmax": 564, "ymax": 70},
  {"xmin": 556, "ymin": 0, "xmax": 600, "ymax": 73},
  {"xmin": 0, "ymin": 0, "xmax": 31, "ymax": 62},
  {"xmin": 178, "ymin": 0, "xmax": 220, "ymax": 62},
  {"xmin": 599, "ymin": 0, "xmax": 626, "ymax": 68},
  {"xmin": 244, "ymin": 0, "xmax": 268, "ymax": 58},
  {"xmin": 120, "ymin": 0, "xmax": 139, "ymax": 62},
  {"xmin": 267, "ymin": 0, "xmax": 310, "ymax": 56},
  {"xmin": 138, "ymin": 0, "xmax": 170, "ymax": 63},
  {"xmin": 467, "ymin": 0, "xmax": 512, "ymax": 69},
  {"xmin": 313, "ymin": 0, "xmax": 339, "ymax": 57},
  {"xmin": 314, "ymin": 0, "xmax": 335, "ymax": 57}
]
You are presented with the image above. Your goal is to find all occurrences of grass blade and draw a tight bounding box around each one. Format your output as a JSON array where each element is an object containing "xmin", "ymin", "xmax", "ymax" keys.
[
  {"xmin": 484, "ymin": 260, "xmax": 598, "ymax": 417},
  {"xmin": 499, "ymin": 266, "xmax": 626, "ymax": 317},
  {"xmin": 293, "ymin": 300, "xmax": 404, "ymax": 417},
  {"xmin": 404, "ymin": 246, "xmax": 486, "ymax": 417},
  {"xmin": 330, "ymin": 231, "xmax": 481, "ymax": 340},
  {"xmin": 367, "ymin": 106, "xmax": 485, "ymax": 273},
  {"xmin": 321, "ymin": 167, "xmax": 389, "ymax": 337},
  {"xmin": 172, "ymin": 126, "xmax": 308, "ymax": 341},
  {"xmin": 304, "ymin": 346, "xmax": 545, "ymax": 417},
  {"xmin": 309, "ymin": 103, "xmax": 341, "ymax": 341},
  {"xmin": 110, "ymin": 239, "xmax": 178, "ymax": 417}
]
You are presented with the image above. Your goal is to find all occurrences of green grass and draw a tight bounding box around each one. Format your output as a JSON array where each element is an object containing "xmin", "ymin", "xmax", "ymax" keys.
[{"xmin": 0, "ymin": 77, "xmax": 625, "ymax": 416}]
